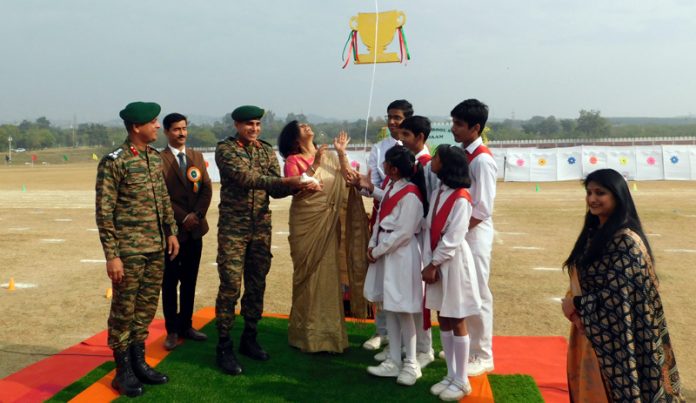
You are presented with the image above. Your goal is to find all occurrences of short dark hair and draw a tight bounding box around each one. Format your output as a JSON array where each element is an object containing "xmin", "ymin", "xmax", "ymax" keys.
[
  {"xmin": 450, "ymin": 99, "xmax": 488, "ymax": 134},
  {"xmin": 277, "ymin": 120, "xmax": 302, "ymax": 159},
  {"xmin": 434, "ymin": 144, "xmax": 471, "ymax": 189},
  {"xmin": 399, "ymin": 116, "xmax": 431, "ymax": 141},
  {"xmin": 163, "ymin": 113, "xmax": 187, "ymax": 131},
  {"xmin": 387, "ymin": 99, "xmax": 414, "ymax": 118}
]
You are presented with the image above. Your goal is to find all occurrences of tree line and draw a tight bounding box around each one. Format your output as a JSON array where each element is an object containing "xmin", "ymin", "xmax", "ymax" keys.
[{"xmin": 1, "ymin": 109, "xmax": 695, "ymax": 152}]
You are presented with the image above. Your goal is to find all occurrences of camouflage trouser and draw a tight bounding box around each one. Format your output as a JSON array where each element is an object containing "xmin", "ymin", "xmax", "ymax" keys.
[
  {"xmin": 107, "ymin": 251, "xmax": 165, "ymax": 352},
  {"xmin": 216, "ymin": 226, "xmax": 272, "ymax": 338}
]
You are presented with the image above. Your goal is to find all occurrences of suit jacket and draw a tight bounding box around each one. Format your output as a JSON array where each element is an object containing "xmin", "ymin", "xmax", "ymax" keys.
[{"xmin": 161, "ymin": 146, "xmax": 213, "ymax": 243}]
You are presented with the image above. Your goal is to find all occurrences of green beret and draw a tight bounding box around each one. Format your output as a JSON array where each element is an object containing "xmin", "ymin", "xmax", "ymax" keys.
[
  {"xmin": 231, "ymin": 105, "xmax": 264, "ymax": 122},
  {"xmin": 119, "ymin": 102, "xmax": 161, "ymax": 124}
]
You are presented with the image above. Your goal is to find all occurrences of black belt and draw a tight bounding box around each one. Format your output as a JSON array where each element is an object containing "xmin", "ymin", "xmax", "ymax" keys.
[{"xmin": 378, "ymin": 227, "xmax": 393, "ymax": 233}]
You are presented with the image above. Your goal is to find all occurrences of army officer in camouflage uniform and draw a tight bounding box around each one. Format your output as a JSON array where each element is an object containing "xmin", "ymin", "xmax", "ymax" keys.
[
  {"xmin": 95, "ymin": 101, "xmax": 180, "ymax": 397},
  {"xmin": 215, "ymin": 105, "xmax": 309, "ymax": 375}
]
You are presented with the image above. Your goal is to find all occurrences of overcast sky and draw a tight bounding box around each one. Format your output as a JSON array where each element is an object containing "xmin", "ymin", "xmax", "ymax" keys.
[{"xmin": 1, "ymin": 0, "xmax": 695, "ymax": 124}]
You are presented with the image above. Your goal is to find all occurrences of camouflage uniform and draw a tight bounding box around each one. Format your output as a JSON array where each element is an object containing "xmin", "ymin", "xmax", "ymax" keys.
[
  {"xmin": 215, "ymin": 136, "xmax": 292, "ymax": 337},
  {"xmin": 96, "ymin": 140, "xmax": 177, "ymax": 352}
]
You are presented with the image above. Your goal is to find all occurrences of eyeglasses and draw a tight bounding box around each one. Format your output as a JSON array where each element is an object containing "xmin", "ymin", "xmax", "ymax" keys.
[{"xmin": 384, "ymin": 115, "xmax": 405, "ymax": 122}]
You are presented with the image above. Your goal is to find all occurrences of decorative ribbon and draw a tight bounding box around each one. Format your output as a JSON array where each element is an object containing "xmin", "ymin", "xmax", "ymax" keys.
[
  {"xmin": 342, "ymin": 30, "xmax": 360, "ymax": 69},
  {"xmin": 398, "ymin": 27, "xmax": 411, "ymax": 63}
]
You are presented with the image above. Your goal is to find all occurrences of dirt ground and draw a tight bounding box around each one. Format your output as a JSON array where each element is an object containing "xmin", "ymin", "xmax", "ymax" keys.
[{"xmin": 0, "ymin": 162, "xmax": 694, "ymax": 399}]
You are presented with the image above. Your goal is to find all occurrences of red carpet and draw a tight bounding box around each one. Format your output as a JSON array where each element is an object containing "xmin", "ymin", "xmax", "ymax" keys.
[
  {"xmin": 492, "ymin": 336, "xmax": 569, "ymax": 403},
  {"xmin": 0, "ymin": 319, "xmax": 167, "ymax": 403}
]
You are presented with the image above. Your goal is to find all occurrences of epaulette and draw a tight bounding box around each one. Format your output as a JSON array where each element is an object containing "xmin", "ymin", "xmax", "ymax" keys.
[
  {"xmin": 147, "ymin": 145, "xmax": 160, "ymax": 154},
  {"xmin": 258, "ymin": 139, "xmax": 273, "ymax": 148},
  {"xmin": 107, "ymin": 148, "xmax": 124, "ymax": 160},
  {"xmin": 218, "ymin": 136, "xmax": 234, "ymax": 145}
]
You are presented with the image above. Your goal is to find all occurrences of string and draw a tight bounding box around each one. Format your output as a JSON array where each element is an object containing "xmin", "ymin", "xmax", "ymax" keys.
[{"xmin": 362, "ymin": 0, "xmax": 379, "ymax": 161}]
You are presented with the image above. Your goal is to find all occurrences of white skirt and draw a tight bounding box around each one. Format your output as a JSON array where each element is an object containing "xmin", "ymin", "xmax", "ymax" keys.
[{"xmin": 425, "ymin": 242, "xmax": 481, "ymax": 318}]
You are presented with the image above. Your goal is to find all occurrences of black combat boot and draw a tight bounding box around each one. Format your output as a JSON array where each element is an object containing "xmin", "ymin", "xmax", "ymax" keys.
[
  {"xmin": 112, "ymin": 349, "xmax": 143, "ymax": 397},
  {"xmin": 239, "ymin": 320, "xmax": 270, "ymax": 361},
  {"xmin": 217, "ymin": 339, "xmax": 243, "ymax": 375},
  {"xmin": 129, "ymin": 343, "xmax": 169, "ymax": 384}
]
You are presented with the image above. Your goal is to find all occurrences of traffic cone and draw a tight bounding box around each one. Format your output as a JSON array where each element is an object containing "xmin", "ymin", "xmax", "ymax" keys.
[
  {"xmin": 632, "ymin": 183, "xmax": 638, "ymax": 191},
  {"xmin": 21, "ymin": 184, "xmax": 26, "ymax": 192},
  {"xmin": 106, "ymin": 288, "xmax": 113, "ymax": 299},
  {"xmin": 535, "ymin": 183, "xmax": 540, "ymax": 192},
  {"xmin": 8, "ymin": 277, "xmax": 16, "ymax": 291}
]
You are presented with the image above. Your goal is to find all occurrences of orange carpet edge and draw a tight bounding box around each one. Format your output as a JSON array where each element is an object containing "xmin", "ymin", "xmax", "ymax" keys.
[{"xmin": 69, "ymin": 307, "xmax": 216, "ymax": 403}]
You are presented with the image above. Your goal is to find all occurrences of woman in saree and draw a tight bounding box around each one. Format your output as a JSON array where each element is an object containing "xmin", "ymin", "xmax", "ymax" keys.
[
  {"xmin": 279, "ymin": 121, "xmax": 370, "ymax": 353},
  {"xmin": 561, "ymin": 169, "xmax": 684, "ymax": 402}
]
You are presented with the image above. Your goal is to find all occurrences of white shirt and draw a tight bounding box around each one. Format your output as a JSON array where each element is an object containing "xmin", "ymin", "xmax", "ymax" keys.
[
  {"xmin": 464, "ymin": 137, "xmax": 497, "ymax": 222},
  {"xmin": 367, "ymin": 136, "xmax": 398, "ymax": 187},
  {"xmin": 168, "ymin": 145, "xmax": 187, "ymax": 167},
  {"xmin": 368, "ymin": 179, "xmax": 423, "ymax": 258}
]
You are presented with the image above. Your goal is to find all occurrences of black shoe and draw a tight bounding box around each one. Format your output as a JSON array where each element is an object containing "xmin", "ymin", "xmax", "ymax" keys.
[
  {"xmin": 181, "ymin": 327, "xmax": 208, "ymax": 341},
  {"xmin": 239, "ymin": 328, "xmax": 270, "ymax": 361},
  {"xmin": 129, "ymin": 343, "xmax": 169, "ymax": 385},
  {"xmin": 217, "ymin": 340, "xmax": 243, "ymax": 375},
  {"xmin": 112, "ymin": 349, "xmax": 143, "ymax": 397}
]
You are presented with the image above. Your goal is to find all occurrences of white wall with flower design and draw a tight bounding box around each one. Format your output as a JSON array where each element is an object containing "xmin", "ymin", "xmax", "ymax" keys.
[{"xmin": 493, "ymin": 146, "xmax": 696, "ymax": 181}]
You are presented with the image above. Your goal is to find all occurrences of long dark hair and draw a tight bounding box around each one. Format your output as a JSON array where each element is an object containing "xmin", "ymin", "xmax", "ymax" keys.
[
  {"xmin": 563, "ymin": 169, "xmax": 653, "ymax": 273},
  {"xmin": 277, "ymin": 120, "xmax": 301, "ymax": 159},
  {"xmin": 434, "ymin": 144, "xmax": 471, "ymax": 189},
  {"xmin": 384, "ymin": 145, "xmax": 429, "ymax": 216}
]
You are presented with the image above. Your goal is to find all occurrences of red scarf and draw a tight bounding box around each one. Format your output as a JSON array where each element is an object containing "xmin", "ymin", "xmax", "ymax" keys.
[
  {"xmin": 417, "ymin": 153, "xmax": 432, "ymax": 166},
  {"xmin": 377, "ymin": 183, "xmax": 422, "ymax": 224},
  {"xmin": 465, "ymin": 144, "xmax": 492, "ymax": 164}
]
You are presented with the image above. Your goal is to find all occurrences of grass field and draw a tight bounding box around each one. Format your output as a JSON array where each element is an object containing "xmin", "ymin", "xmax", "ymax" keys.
[
  {"xmin": 1, "ymin": 160, "xmax": 694, "ymax": 400},
  {"xmin": 48, "ymin": 318, "xmax": 543, "ymax": 403}
]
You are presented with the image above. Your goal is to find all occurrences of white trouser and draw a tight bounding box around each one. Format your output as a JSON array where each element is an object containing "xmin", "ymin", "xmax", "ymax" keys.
[
  {"xmin": 375, "ymin": 309, "xmax": 387, "ymax": 337},
  {"xmin": 466, "ymin": 220, "xmax": 494, "ymax": 361},
  {"xmin": 466, "ymin": 250, "xmax": 493, "ymax": 361}
]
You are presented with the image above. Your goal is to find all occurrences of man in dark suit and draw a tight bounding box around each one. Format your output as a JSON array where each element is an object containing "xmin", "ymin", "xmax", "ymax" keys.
[{"xmin": 160, "ymin": 112, "xmax": 213, "ymax": 350}]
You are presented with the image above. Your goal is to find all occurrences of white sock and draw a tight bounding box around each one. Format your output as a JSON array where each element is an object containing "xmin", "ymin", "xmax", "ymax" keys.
[
  {"xmin": 397, "ymin": 312, "xmax": 417, "ymax": 362},
  {"xmin": 385, "ymin": 311, "xmax": 402, "ymax": 365},
  {"xmin": 440, "ymin": 330, "xmax": 455, "ymax": 378},
  {"xmin": 453, "ymin": 334, "xmax": 471, "ymax": 384}
]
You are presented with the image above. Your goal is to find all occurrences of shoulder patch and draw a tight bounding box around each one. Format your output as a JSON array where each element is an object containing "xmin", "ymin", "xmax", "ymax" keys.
[{"xmin": 107, "ymin": 148, "xmax": 124, "ymax": 160}]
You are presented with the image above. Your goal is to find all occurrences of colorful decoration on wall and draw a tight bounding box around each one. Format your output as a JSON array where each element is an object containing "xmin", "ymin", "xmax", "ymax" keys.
[
  {"xmin": 670, "ymin": 155, "xmax": 679, "ymax": 164},
  {"xmin": 537, "ymin": 158, "xmax": 547, "ymax": 166},
  {"xmin": 567, "ymin": 156, "xmax": 577, "ymax": 165},
  {"xmin": 646, "ymin": 156, "xmax": 656, "ymax": 166},
  {"xmin": 342, "ymin": 10, "xmax": 409, "ymax": 68}
]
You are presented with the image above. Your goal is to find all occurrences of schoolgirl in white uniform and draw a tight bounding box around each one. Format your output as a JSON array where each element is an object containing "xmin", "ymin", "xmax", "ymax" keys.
[
  {"xmin": 363, "ymin": 145, "xmax": 429, "ymax": 386},
  {"xmin": 422, "ymin": 145, "xmax": 481, "ymax": 401}
]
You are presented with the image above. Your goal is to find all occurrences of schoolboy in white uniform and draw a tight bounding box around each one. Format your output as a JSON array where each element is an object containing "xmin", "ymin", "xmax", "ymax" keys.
[{"xmin": 450, "ymin": 99, "xmax": 497, "ymax": 376}]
